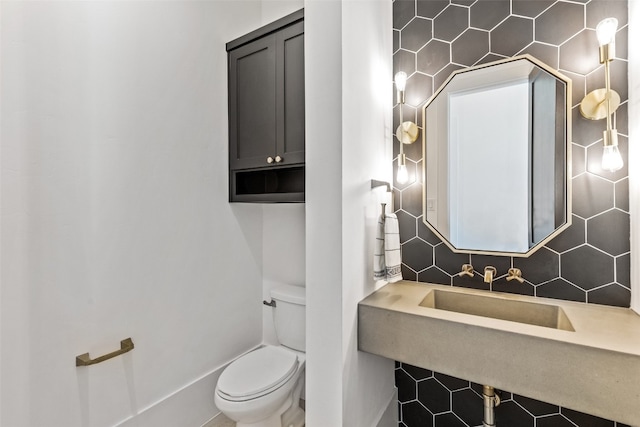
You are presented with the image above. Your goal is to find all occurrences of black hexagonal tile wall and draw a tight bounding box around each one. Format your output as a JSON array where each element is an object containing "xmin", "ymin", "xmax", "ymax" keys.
[
  {"xmin": 401, "ymin": 183, "xmax": 423, "ymax": 217},
  {"xmin": 546, "ymin": 215, "xmax": 586, "ymax": 253},
  {"xmin": 587, "ymin": 209, "xmax": 630, "ymax": 256},
  {"xmin": 492, "ymin": 275, "xmax": 535, "ymax": 295},
  {"xmin": 433, "ymin": 5, "xmax": 469, "ymax": 41},
  {"xmin": 416, "ymin": 0, "xmax": 448, "ymax": 19},
  {"xmin": 589, "ymin": 283, "xmax": 631, "ymax": 307},
  {"xmin": 537, "ymin": 414, "xmax": 578, "ymax": 427},
  {"xmin": 491, "ymin": 16, "xmax": 534, "ymax": 56},
  {"xmin": 394, "ymin": 49, "xmax": 417, "ymax": 76},
  {"xmin": 393, "ymin": 0, "xmax": 630, "ymax": 424},
  {"xmin": 451, "ymin": 388, "xmax": 482, "ymax": 425},
  {"xmin": 559, "ymin": 29, "xmax": 600, "ymax": 76},
  {"xmin": 518, "ymin": 42, "xmax": 559, "ymax": 69},
  {"xmin": 535, "ymin": 1, "xmax": 585, "ymax": 45},
  {"xmin": 418, "ymin": 379, "xmax": 450, "ymax": 413},
  {"xmin": 433, "ymin": 413, "xmax": 466, "ymax": 426},
  {"xmin": 394, "ymin": 0, "xmax": 416, "ymax": 29},
  {"xmin": 537, "ymin": 277, "xmax": 586, "ymax": 302},
  {"xmin": 563, "ymin": 407, "xmax": 617, "ymax": 426},
  {"xmin": 417, "ymin": 40, "xmax": 451, "ymax": 76},
  {"xmin": 451, "ymin": 29, "xmax": 489, "ymax": 66},
  {"xmin": 495, "ymin": 400, "xmax": 535, "ymax": 426},
  {"xmin": 402, "ymin": 238, "xmax": 434, "ymax": 272},
  {"xmin": 396, "ymin": 368, "xmax": 417, "ymax": 402},
  {"xmin": 512, "ymin": 0, "xmax": 555, "ymax": 18},
  {"xmin": 513, "ymin": 394, "xmax": 560, "ymax": 417},
  {"xmin": 586, "ymin": 0, "xmax": 628, "ymax": 29},
  {"xmin": 513, "ymin": 247, "xmax": 560, "ymax": 284},
  {"xmin": 402, "ymin": 363, "xmax": 432, "ymax": 380},
  {"xmin": 434, "ymin": 244, "xmax": 470, "ymax": 276},
  {"xmin": 561, "ymin": 245, "xmax": 614, "ymax": 290},
  {"xmin": 402, "ymin": 401, "xmax": 433, "ymax": 427},
  {"xmin": 470, "ymin": 0, "xmax": 511, "ymax": 30},
  {"xmin": 418, "ymin": 266, "xmax": 452, "ymax": 285},
  {"xmin": 402, "ymin": 17, "xmax": 432, "ymax": 52},
  {"xmin": 616, "ymin": 255, "xmax": 630, "ymax": 292},
  {"xmin": 572, "ymin": 173, "xmax": 614, "ymax": 218}
]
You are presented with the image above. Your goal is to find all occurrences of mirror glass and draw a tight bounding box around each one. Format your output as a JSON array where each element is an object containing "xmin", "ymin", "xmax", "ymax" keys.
[{"xmin": 422, "ymin": 55, "xmax": 572, "ymax": 257}]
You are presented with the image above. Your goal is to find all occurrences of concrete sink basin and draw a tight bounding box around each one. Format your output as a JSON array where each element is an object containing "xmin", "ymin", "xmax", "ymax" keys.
[
  {"xmin": 419, "ymin": 289, "xmax": 575, "ymax": 331},
  {"xmin": 358, "ymin": 281, "xmax": 640, "ymax": 425}
]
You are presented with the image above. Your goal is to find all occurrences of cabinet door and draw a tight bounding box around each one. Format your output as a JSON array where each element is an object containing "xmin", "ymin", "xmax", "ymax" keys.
[
  {"xmin": 229, "ymin": 35, "xmax": 277, "ymax": 170},
  {"xmin": 276, "ymin": 21, "xmax": 305, "ymax": 165}
]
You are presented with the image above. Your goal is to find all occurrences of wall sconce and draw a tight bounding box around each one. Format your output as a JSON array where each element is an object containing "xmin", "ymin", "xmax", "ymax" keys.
[
  {"xmin": 580, "ymin": 17, "xmax": 623, "ymax": 172},
  {"xmin": 394, "ymin": 72, "xmax": 419, "ymax": 184}
]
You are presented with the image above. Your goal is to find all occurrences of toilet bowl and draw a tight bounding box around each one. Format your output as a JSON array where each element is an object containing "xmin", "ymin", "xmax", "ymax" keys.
[
  {"xmin": 215, "ymin": 345, "xmax": 305, "ymax": 427},
  {"xmin": 215, "ymin": 285, "xmax": 306, "ymax": 427}
]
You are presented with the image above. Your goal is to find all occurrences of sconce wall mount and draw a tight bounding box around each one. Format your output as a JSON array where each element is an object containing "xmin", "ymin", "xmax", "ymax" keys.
[
  {"xmin": 394, "ymin": 71, "xmax": 420, "ymax": 184},
  {"xmin": 580, "ymin": 88, "xmax": 620, "ymax": 121},
  {"xmin": 579, "ymin": 17, "xmax": 623, "ymax": 172}
]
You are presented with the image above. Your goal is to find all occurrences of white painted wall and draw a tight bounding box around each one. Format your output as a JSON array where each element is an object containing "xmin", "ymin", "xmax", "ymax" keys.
[
  {"xmin": 261, "ymin": 0, "xmax": 304, "ymax": 25},
  {"xmin": 629, "ymin": 0, "xmax": 639, "ymax": 313},
  {"xmin": 305, "ymin": 0, "xmax": 345, "ymax": 423},
  {"xmin": 340, "ymin": 1, "xmax": 396, "ymax": 425},
  {"xmin": 262, "ymin": 204, "xmax": 306, "ymax": 345},
  {"xmin": 0, "ymin": 2, "xmax": 266, "ymax": 426},
  {"xmin": 257, "ymin": 0, "xmax": 306, "ymax": 348},
  {"xmin": 306, "ymin": 0, "xmax": 395, "ymax": 426}
]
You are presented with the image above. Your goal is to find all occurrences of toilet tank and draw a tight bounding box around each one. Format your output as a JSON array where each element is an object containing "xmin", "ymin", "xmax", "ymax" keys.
[{"xmin": 270, "ymin": 285, "xmax": 306, "ymax": 352}]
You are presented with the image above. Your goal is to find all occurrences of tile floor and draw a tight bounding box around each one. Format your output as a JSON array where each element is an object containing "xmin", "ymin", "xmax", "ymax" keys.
[
  {"xmin": 202, "ymin": 413, "xmax": 234, "ymax": 427},
  {"xmin": 203, "ymin": 400, "xmax": 305, "ymax": 427}
]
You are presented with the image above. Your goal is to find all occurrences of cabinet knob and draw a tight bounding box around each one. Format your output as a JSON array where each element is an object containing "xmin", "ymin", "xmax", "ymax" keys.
[
  {"xmin": 275, "ymin": 155, "xmax": 283, "ymax": 163},
  {"xmin": 267, "ymin": 156, "xmax": 274, "ymax": 164}
]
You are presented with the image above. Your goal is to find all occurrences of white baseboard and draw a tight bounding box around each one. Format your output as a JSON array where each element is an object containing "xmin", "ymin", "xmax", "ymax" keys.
[
  {"xmin": 115, "ymin": 346, "xmax": 260, "ymax": 427},
  {"xmin": 375, "ymin": 387, "xmax": 398, "ymax": 427},
  {"xmin": 115, "ymin": 367, "xmax": 224, "ymax": 427}
]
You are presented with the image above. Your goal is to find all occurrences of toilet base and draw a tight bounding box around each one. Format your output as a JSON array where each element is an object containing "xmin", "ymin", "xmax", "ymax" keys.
[{"xmin": 281, "ymin": 404, "xmax": 304, "ymax": 427}]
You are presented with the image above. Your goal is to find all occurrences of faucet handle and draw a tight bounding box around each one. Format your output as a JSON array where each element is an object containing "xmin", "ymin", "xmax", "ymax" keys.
[
  {"xmin": 458, "ymin": 264, "xmax": 474, "ymax": 277},
  {"xmin": 506, "ymin": 268, "xmax": 525, "ymax": 283}
]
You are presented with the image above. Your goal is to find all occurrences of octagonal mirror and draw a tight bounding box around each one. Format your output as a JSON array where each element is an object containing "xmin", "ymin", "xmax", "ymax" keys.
[{"xmin": 422, "ymin": 55, "xmax": 572, "ymax": 257}]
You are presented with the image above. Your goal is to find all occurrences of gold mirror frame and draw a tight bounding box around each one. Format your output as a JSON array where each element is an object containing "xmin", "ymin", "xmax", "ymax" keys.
[{"xmin": 421, "ymin": 55, "xmax": 572, "ymax": 257}]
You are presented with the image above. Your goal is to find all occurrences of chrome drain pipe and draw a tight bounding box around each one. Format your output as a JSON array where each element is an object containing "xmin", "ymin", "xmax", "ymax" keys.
[{"xmin": 482, "ymin": 385, "xmax": 500, "ymax": 427}]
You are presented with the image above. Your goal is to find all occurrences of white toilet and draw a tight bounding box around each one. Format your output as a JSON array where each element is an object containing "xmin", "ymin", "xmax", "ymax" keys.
[{"xmin": 215, "ymin": 285, "xmax": 305, "ymax": 427}]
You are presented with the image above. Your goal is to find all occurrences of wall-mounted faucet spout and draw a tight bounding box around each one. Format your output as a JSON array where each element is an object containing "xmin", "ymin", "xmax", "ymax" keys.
[{"xmin": 484, "ymin": 266, "xmax": 497, "ymax": 284}]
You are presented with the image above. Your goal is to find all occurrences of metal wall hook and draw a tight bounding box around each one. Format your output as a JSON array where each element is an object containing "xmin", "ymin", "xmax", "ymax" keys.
[
  {"xmin": 371, "ymin": 179, "xmax": 391, "ymax": 192},
  {"xmin": 371, "ymin": 179, "xmax": 394, "ymax": 212}
]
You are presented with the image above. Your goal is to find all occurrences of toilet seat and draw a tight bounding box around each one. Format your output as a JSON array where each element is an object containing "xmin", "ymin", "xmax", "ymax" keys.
[{"xmin": 217, "ymin": 346, "xmax": 299, "ymax": 402}]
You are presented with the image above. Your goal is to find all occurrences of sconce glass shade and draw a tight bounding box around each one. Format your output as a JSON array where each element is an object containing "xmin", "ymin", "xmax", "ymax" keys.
[
  {"xmin": 394, "ymin": 72, "xmax": 407, "ymax": 92},
  {"xmin": 596, "ymin": 17, "xmax": 618, "ymax": 46},
  {"xmin": 602, "ymin": 144, "xmax": 623, "ymax": 172},
  {"xmin": 397, "ymin": 163, "xmax": 409, "ymax": 184},
  {"xmin": 601, "ymin": 128, "xmax": 622, "ymax": 172}
]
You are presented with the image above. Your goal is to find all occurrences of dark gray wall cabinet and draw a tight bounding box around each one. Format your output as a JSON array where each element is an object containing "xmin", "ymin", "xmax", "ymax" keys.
[{"xmin": 227, "ymin": 10, "xmax": 304, "ymax": 202}]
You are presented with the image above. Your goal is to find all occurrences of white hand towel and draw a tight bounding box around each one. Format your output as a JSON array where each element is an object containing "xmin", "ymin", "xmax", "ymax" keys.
[{"xmin": 374, "ymin": 212, "xmax": 403, "ymax": 283}]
